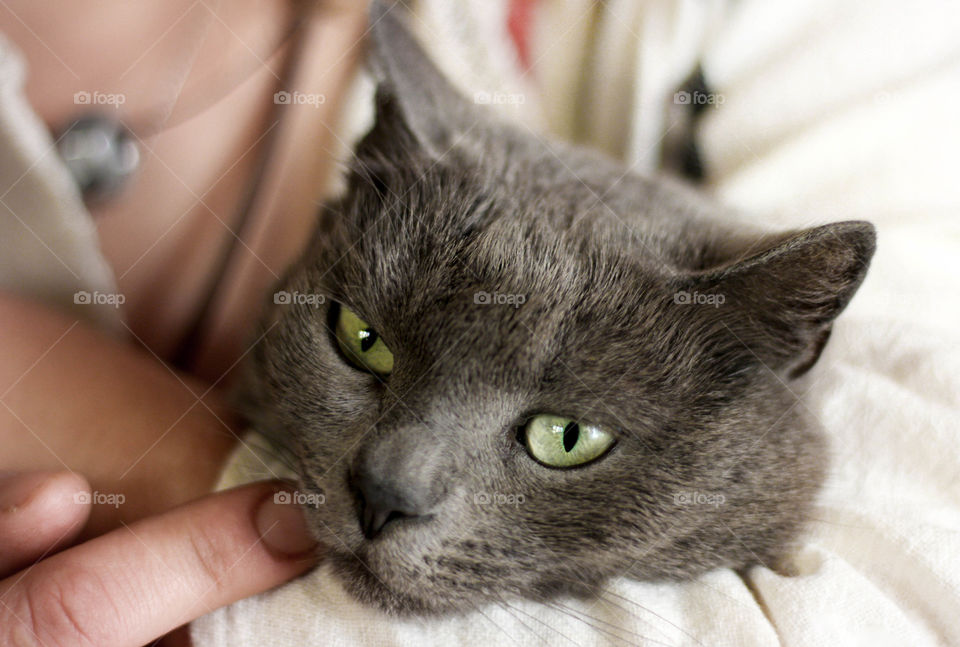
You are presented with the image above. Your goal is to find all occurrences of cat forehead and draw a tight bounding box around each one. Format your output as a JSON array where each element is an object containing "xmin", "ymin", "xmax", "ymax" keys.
[
  {"xmin": 340, "ymin": 145, "xmax": 675, "ymax": 273},
  {"xmin": 339, "ymin": 122, "xmax": 715, "ymax": 276},
  {"xmin": 318, "ymin": 213, "xmax": 691, "ymax": 396},
  {"xmin": 332, "ymin": 193, "xmax": 664, "ymax": 320},
  {"xmin": 325, "ymin": 154, "xmax": 685, "ymax": 309}
]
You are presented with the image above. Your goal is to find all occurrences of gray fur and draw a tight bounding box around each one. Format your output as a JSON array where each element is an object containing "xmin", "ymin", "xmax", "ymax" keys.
[{"xmin": 238, "ymin": 3, "xmax": 876, "ymax": 614}]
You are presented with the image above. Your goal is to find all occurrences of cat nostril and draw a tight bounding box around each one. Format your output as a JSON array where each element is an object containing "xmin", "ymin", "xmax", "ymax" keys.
[
  {"xmin": 360, "ymin": 499, "xmax": 409, "ymax": 540},
  {"xmin": 352, "ymin": 470, "xmax": 426, "ymax": 540}
]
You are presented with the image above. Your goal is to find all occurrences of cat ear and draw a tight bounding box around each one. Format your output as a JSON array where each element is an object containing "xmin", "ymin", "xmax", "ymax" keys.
[
  {"xmin": 690, "ymin": 221, "xmax": 876, "ymax": 378},
  {"xmin": 364, "ymin": 1, "xmax": 478, "ymax": 159}
]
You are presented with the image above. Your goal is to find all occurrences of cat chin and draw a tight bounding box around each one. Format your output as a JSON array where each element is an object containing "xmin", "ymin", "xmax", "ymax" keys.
[
  {"xmin": 299, "ymin": 497, "xmax": 465, "ymax": 614},
  {"xmin": 328, "ymin": 546, "xmax": 628, "ymax": 616},
  {"xmin": 328, "ymin": 549, "xmax": 482, "ymax": 616}
]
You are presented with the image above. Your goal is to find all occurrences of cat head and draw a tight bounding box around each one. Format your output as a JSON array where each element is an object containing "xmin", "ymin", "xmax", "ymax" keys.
[{"xmin": 241, "ymin": 2, "xmax": 876, "ymax": 614}]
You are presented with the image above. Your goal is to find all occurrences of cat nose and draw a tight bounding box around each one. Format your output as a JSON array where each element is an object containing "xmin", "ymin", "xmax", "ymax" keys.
[{"xmin": 351, "ymin": 465, "xmax": 434, "ymax": 540}]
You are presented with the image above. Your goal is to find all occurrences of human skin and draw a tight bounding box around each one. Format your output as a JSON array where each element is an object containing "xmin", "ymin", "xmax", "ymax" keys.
[
  {"xmin": 0, "ymin": 296, "xmax": 316, "ymax": 647},
  {"xmin": 0, "ymin": 470, "xmax": 319, "ymax": 647},
  {"xmin": 2, "ymin": 0, "xmax": 368, "ymax": 378},
  {"xmin": 0, "ymin": 1, "xmax": 368, "ymax": 643},
  {"xmin": 0, "ymin": 0, "xmax": 367, "ymax": 526},
  {"xmin": 0, "ymin": 294, "xmax": 238, "ymax": 536}
]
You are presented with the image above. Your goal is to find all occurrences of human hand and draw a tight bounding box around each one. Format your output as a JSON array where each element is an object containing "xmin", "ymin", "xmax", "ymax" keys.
[
  {"xmin": 0, "ymin": 471, "xmax": 318, "ymax": 647},
  {"xmin": 0, "ymin": 293, "xmax": 239, "ymax": 537}
]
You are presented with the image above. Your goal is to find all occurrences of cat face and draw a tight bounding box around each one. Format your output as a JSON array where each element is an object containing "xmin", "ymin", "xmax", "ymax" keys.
[{"xmin": 239, "ymin": 3, "xmax": 875, "ymax": 614}]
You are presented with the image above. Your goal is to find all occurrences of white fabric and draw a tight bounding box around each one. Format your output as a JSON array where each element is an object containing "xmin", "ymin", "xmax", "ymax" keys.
[
  {"xmin": 192, "ymin": 0, "xmax": 960, "ymax": 645},
  {"xmin": 0, "ymin": 35, "xmax": 121, "ymax": 331}
]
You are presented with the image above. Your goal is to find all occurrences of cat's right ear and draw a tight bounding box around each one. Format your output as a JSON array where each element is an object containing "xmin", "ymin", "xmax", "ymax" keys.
[
  {"xmin": 687, "ymin": 221, "xmax": 876, "ymax": 378},
  {"xmin": 362, "ymin": 1, "xmax": 479, "ymax": 160}
]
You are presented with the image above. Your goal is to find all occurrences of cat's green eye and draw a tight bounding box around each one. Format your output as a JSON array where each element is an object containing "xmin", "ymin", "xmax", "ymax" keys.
[
  {"xmin": 523, "ymin": 415, "xmax": 615, "ymax": 468},
  {"xmin": 333, "ymin": 305, "xmax": 394, "ymax": 376}
]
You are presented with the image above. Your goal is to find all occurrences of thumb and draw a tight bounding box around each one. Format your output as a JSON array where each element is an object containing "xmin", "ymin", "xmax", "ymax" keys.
[
  {"xmin": 0, "ymin": 470, "xmax": 91, "ymax": 575},
  {"xmin": 0, "ymin": 480, "xmax": 321, "ymax": 647}
]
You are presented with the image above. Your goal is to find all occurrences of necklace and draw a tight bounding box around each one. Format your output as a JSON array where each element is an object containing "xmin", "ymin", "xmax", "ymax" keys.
[
  {"xmin": 54, "ymin": 4, "xmax": 302, "ymax": 204},
  {"xmin": 51, "ymin": 3, "xmax": 310, "ymax": 371},
  {"xmin": 55, "ymin": 115, "xmax": 140, "ymax": 202}
]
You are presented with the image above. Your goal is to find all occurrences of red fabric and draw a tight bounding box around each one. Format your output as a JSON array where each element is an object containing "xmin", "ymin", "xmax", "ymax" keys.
[{"xmin": 507, "ymin": 0, "xmax": 537, "ymax": 71}]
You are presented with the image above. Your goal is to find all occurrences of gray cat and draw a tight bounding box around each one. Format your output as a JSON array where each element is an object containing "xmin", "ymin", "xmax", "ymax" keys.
[{"xmin": 239, "ymin": 3, "xmax": 876, "ymax": 615}]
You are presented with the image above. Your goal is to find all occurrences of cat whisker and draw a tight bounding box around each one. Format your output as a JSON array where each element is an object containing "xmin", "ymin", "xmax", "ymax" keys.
[
  {"xmin": 491, "ymin": 600, "xmax": 553, "ymax": 645},
  {"xmin": 553, "ymin": 596, "xmax": 689, "ymax": 647},
  {"xmin": 502, "ymin": 597, "xmax": 626, "ymax": 647},
  {"xmin": 552, "ymin": 599, "xmax": 639, "ymax": 642},
  {"xmin": 806, "ymin": 515, "xmax": 873, "ymax": 529},
  {"xmin": 544, "ymin": 600, "xmax": 676, "ymax": 647},
  {"xmin": 235, "ymin": 432, "xmax": 301, "ymax": 476},
  {"xmin": 541, "ymin": 573, "xmax": 704, "ymax": 647},
  {"xmin": 590, "ymin": 595, "xmax": 708, "ymax": 647},
  {"xmin": 473, "ymin": 605, "xmax": 526, "ymax": 646}
]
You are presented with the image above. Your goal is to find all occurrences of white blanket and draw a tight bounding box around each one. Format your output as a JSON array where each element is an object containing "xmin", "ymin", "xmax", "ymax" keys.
[{"xmin": 0, "ymin": 34, "xmax": 120, "ymax": 331}]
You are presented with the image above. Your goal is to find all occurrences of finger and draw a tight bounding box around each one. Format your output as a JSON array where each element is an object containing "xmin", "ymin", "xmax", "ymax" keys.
[
  {"xmin": 0, "ymin": 471, "xmax": 91, "ymax": 575},
  {"xmin": 0, "ymin": 480, "xmax": 320, "ymax": 647}
]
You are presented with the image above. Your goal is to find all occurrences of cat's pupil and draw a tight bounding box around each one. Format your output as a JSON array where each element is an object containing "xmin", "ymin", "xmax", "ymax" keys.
[
  {"xmin": 562, "ymin": 422, "xmax": 580, "ymax": 452},
  {"xmin": 359, "ymin": 329, "xmax": 378, "ymax": 352}
]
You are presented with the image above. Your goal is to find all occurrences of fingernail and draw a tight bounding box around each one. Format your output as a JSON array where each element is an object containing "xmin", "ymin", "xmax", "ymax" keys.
[
  {"xmin": 255, "ymin": 485, "xmax": 318, "ymax": 557},
  {"xmin": 0, "ymin": 472, "xmax": 49, "ymax": 513},
  {"xmin": 0, "ymin": 471, "xmax": 90, "ymax": 515}
]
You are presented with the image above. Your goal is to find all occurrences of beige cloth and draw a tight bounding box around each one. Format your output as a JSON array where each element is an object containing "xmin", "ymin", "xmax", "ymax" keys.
[{"xmin": 0, "ymin": 34, "xmax": 121, "ymax": 332}]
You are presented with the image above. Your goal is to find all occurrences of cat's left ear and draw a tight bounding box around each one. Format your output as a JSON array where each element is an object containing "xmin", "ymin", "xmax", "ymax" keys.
[
  {"xmin": 688, "ymin": 221, "xmax": 876, "ymax": 378},
  {"xmin": 363, "ymin": 1, "xmax": 480, "ymax": 159}
]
